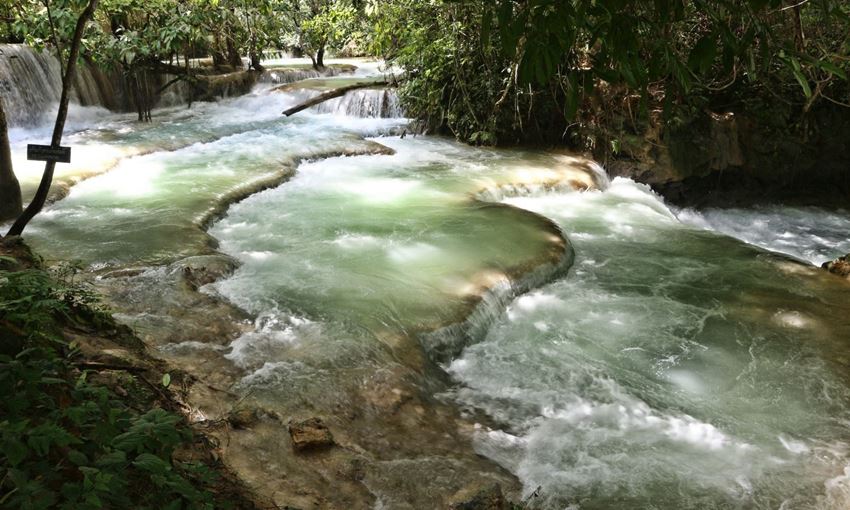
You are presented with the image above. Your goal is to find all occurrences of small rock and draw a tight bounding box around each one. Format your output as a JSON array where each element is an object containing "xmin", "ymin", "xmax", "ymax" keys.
[
  {"xmin": 450, "ymin": 483, "xmax": 509, "ymax": 510},
  {"xmin": 822, "ymin": 254, "xmax": 850, "ymax": 279},
  {"xmin": 227, "ymin": 408, "xmax": 258, "ymax": 429},
  {"xmin": 288, "ymin": 417, "xmax": 334, "ymax": 451},
  {"xmin": 100, "ymin": 267, "xmax": 148, "ymax": 279}
]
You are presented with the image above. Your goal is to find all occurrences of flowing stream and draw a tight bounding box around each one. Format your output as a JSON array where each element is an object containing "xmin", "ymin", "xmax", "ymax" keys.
[{"xmin": 5, "ymin": 51, "xmax": 850, "ymax": 508}]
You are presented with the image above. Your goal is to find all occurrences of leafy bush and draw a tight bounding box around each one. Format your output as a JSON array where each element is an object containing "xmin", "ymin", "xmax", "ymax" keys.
[{"xmin": 0, "ymin": 264, "xmax": 109, "ymax": 345}]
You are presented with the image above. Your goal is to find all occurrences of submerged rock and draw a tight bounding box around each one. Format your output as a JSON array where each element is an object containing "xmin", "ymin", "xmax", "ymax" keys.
[
  {"xmin": 173, "ymin": 254, "xmax": 240, "ymax": 289},
  {"xmin": 822, "ymin": 253, "xmax": 850, "ymax": 279},
  {"xmin": 450, "ymin": 483, "xmax": 510, "ymax": 510},
  {"xmin": 289, "ymin": 417, "xmax": 335, "ymax": 451},
  {"xmin": 100, "ymin": 267, "xmax": 149, "ymax": 279},
  {"xmin": 228, "ymin": 408, "xmax": 258, "ymax": 429}
]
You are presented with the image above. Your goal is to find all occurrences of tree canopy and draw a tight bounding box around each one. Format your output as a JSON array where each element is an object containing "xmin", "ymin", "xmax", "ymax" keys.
[
  {"xmin": 368, "ymin": 0, "xmax": 850, "ymax": 144},
  {"xmin": 1, "ymin": 0, "xmax": 848, "ymax": 144}
]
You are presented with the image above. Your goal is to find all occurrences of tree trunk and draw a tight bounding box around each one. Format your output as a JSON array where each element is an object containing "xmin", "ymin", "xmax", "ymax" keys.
[
  {"xmin": 0, "ymin": 96, "xmax": 23, "ymax": 223},
  {"xmin": 250, "ymin": 50, "xmax": 264, "ymax": 72},
  {"xmin": 212, "ymin": 33, "xmax": 226, "ymax": 68},
  {"xmin": 315, "ymin": 45, "xmax": 325, "ymax": 70},
  {"xmin": 226, "ymin": 38, "xmax": 243, "ymax": 70},
  {"xmin": 6, "ymin": 0, "xmax": 100, "ymax": 237}
]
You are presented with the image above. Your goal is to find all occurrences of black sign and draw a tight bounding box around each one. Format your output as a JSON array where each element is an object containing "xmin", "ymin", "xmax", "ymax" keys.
[{"xmin": 27, "ymin": 144, "xmax": 71, "ymax": 164}]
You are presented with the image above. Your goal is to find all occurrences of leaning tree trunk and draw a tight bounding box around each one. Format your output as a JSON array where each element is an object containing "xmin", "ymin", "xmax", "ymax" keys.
[
  {"xmin": 315, "ymin": 45, "xmax": 325, "ymax": 70},
  {"xmin": 0, "ymin": 95, "xmax": 23, "ymax": 222},
  {"xmin": 6, "ymin": 0, "xmax": 100, "ymax": 237}
]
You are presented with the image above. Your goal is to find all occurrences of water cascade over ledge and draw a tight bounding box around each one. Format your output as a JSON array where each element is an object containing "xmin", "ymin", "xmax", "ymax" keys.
[
  {"xmin": 313, "ymin": 88, "xmax": 403, "ymax": 118},
  {"xmin": 0, "ymin": 44, "xmax": 112, "ymax": 126}
]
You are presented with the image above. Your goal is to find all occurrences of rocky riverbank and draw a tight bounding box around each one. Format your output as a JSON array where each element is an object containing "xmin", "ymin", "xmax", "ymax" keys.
[{"xmin": 596, "ymin": 102, "xmax": 850, "ymax": 209}]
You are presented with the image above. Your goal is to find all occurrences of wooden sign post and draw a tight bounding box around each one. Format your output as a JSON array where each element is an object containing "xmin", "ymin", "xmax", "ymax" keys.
[{"xmin": 27, "ymin": 144, "xmax": 72, "ymax": 164}]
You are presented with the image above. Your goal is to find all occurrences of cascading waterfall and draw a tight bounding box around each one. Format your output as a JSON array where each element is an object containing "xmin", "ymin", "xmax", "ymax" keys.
[
  {"xmin": 0, "ymin": 44, "xmax": 111, "ymax": 126},
  {"xmin": 313, "ymin": 88, "xmax": 403, "ymax": 118},
  {"xmin": 257, "ymin": 66, "xmax": 352, "ymax": 86},
  {"xmin": 1, "ymin": 44, "xmax": 63, "ymax": 126}
]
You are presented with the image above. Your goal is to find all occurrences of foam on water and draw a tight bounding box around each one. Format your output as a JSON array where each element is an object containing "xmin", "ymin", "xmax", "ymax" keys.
[
  {"xmin": 678, "ymin": 206, "xmax": 850, "ymax": 265},
  {"xmin": 208, "ymin": 137, "xmax": 567, "ymax": 342},
  {"xmin": 18, "ymin": 89, "xmax": 406, "ymax": 265},
  {"xmin": 448, "ymin": 178, "xmax": 850, "ymax": 508}
]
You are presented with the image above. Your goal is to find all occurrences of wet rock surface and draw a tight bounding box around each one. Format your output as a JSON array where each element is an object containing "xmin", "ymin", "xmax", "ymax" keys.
[
  {"xmin": 450, "ymin": 483, "xmax": 510, "ymax": 510},
  {"xmin": 90, "ymin": 257, "xmax": 524, "ymax": 508},
  {"xmin": 601, "ymin": 106, "xmax": 850, "ymax": 208},
  {"xmin": 289, "ymin": 417, "xmax": 335, "ymax": 451},
  {"xmin": 175, "ymin": 254, "xmax": 241, "ymax": 289},
  {"xmin": 822, "ymin": 253, "xmax": 850, "ymax": 279},
  {"xmin": 228, "ymin": 408, "xmax": 259, "ymax": 429}
]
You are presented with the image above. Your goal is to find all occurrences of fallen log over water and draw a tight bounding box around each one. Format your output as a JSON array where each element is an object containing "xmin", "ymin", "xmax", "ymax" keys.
[{"xmin": 281, "ymin": 81, "xmax": 390, "ymax": 116}]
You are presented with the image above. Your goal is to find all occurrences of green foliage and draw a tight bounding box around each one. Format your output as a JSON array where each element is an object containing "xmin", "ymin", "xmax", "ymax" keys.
[
  {"xmin": 301, "ymin": 1, "xmax": 359, "ymax": 55},
  {"xmin": 0, "ymin": 264, "xmax": 110, "ymax": 343},
  {"xmin": 0, "ymin": 347, "xmax": 218, "ymax": 509},
  {"xmin": 368, "ymin": 0, "xmax": 850, "ymax": 145},
  {"xmin": 367, "ymin": 0, "xmax": 509, "ymax": 142},
  {"xmin": 4, "ymin": 0, "xmax": 368, "ymax": 94},
  {"xmin": 283, "ymin": 0, "xmax": 365, "ymax": 64},
  {"xmin": 0, "ymin": 268, "xmax": 233, "ymax": 509}
]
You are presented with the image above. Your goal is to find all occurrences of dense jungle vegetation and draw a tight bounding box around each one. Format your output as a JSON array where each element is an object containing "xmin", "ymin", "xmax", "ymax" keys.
[
  {"xmin": 372, "ymin": 0, "xmax": 850, "ymax": 147},
  {"xmin": 2, "ymin": 0, "xmax": 848, "ymax": 146}
]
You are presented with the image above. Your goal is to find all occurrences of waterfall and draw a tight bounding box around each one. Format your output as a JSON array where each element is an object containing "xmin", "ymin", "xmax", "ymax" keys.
[
  {"xmin": 156, "ymin": 74, "xmax": 194, "ymax": 108},
  {"xmin": 257, "ymin": 66, "xmax": 352, "ymax": 87},
  {"xmin": 0, "ymin": 44, "xmax": 114, "ymax": 126},
  {"xmin": 314, "ymin": 88, "xmax": 404, "ymax": 118},
  {"xmin": 0, "ymin": 44, "xmax": 63, "ymax": 126}
]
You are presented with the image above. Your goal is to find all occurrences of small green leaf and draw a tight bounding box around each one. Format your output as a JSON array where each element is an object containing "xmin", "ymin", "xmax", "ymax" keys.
[
  {"xmin": 67, "ymin": 449, "xmax": 88, "ymax": 466},
  {"xmin": 789, "ymin": 59, "xmax": 812, "ymax": 98},
  {"xmin": 95, "ymin": 450, "xmax": 127, "ymax": 467},
  {"xmin": 815, "ymin": 59, "xmax": 847, "ymax": 80},
  {"xmin": 2, "ymin": 438, "xmax": 29, "ymax": 466},
  {"xmin": 161, "ymin": 373, "xmax": 171, "ymax": 388},
  {"xmin": 688, "ymin": 34, "xmax": 717, "ymax": 73},
  {"xmin": 133, "ymin": 453, "xmax": 170, "ymax": 476}
]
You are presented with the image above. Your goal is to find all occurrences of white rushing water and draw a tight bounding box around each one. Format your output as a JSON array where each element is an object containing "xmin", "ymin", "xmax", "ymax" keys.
[
  {"xmin": 678, "ymin": 206, "xmax": 850, "ymax": 266},
  {"xmin": 7, "ymin": 51, "xmax": 850, "ymax": 509},
  {"xmin": 449, "ymin": 179, "xmax": 850, "ymax": 509},
  {"xmin": 0, "ymin": 44, "xmax": 112, "ymax": 125}
]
